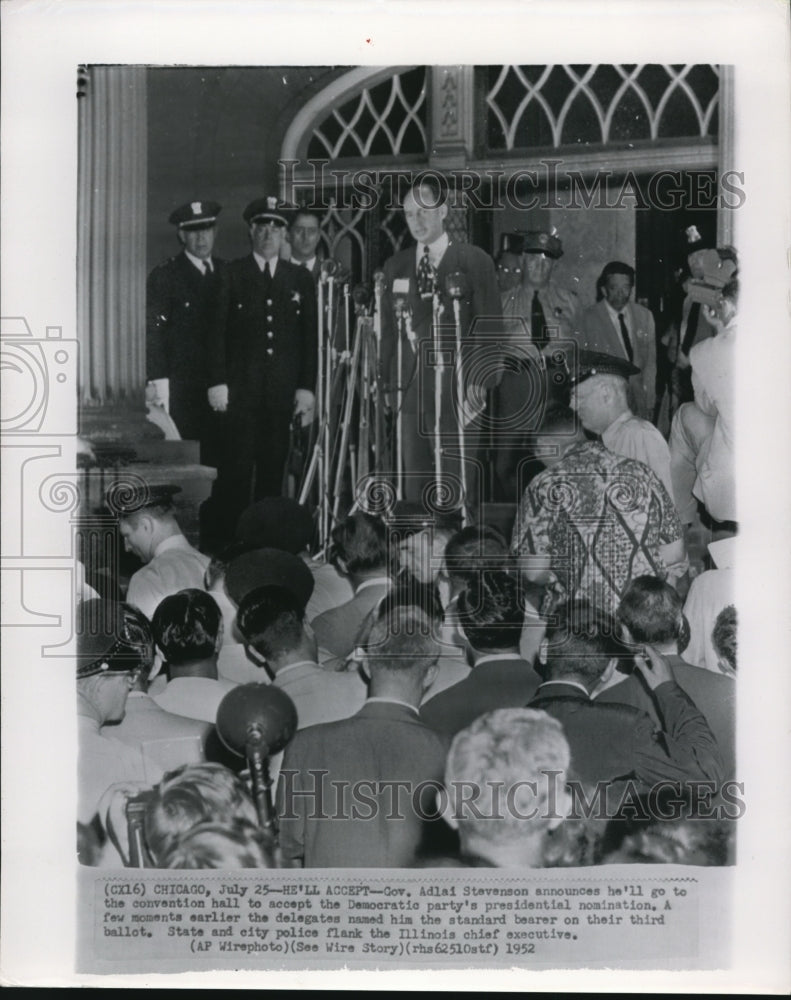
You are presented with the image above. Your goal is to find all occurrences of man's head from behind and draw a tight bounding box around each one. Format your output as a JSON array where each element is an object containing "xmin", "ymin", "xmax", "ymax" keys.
[
  {"xmin": 77, "ymin": 600, "xmax": 154, "ymax": 724},
  {"xmin": 331, "ymin": 512, "xmax": 389, "ymax": 579},
  {"xmin": 363, "ymin": 605, "xmax": 440, "ymax": 702},
  {"xmin": 540, "ymin": 601, "xmax": 625, "ymax": 692},
  {"xmin": 616, "ymin": 575, "xmax": 685, "ymax": 651},
  {"xmin": 457, "ymin": 570, "xmax": 524, "ymax": 657},
  {"xmin": 443, "ymin": 525, "xmax": 510, "ymax": 596},
  {"xmin": 443, "ymin": 708, "xmax": 571, "ymax": 866},
  {"xmin": 152, "ymin": 589, "xmax": 223, "ymax": 671},
  {"xmin": 236, "ymin": 585, "xmax": 317, "ymax": 675}
]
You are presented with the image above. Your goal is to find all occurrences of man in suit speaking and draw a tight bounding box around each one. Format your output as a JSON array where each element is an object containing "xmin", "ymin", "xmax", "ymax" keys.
[
  {"xmin": 577, "ymin": 261, "xmax": 657, "ymax": 421},
  {"xmin": 380, "ymin": 177, "xmax": 502, "ymax": 512}
]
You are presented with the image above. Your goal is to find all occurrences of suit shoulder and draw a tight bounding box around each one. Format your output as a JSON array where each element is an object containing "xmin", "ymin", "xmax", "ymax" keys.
[
  {"xmin": 383, "ymin": 247, "xmax": 414, "ymax": 272},
  {"xmin": 148, "ymin": 255, "xmax": 183, "ymax": 279}
]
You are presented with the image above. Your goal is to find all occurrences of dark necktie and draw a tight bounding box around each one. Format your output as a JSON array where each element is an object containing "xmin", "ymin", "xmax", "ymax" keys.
[
  {"xmin": 617, "ymin": 311, "xmax": 634, "ymax": 362},
  {"xmin": 681, "ymin": 301, "xmax": 701, "ymax": 356},
  {"xmin": 417, "ymin": 245, "xmax": 435, "ymax": 297},
  {"xmin": 261, "ymin": 260, "xmax": 274, "ymax": 290},
  {"xmin": 531, "ymin": 290, "xmax": 547, "ymax": 348}
]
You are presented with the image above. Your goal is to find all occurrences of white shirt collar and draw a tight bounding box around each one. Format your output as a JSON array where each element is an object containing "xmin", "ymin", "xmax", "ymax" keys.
[
  {"xmin": 416, "ymin": 232, "xmax": 449, "ymax": 268},
  {"xmin": 184, "ymin": 249, "xmax": 212, "ymax": 274},
  {"xmin": 536, "ymin": 679, "xmax": 590, "ymax": 696},
  {"xmin": 253, "ymin": 251, "xmax": 277, "ymax": 275},
  {"xmin": 299, "ymin": 257, "xmax": 316, "ymax": 272},
  {"xmin": 355, "ymin": 576, "xmax": 391, "ymax": 595},
  {"xmin": 473, "ymin": 652, "xmax": 524, "ymax": 667},
  {"xmin": 365, "ymin": 696, "xmax": 419, "ymax": 715},
  {"xmin": 274, "ymin": 660, "xmax": 319, "ymax": 678},
  {"xmin": 603, "ymin": 298, "xmax": 630, "ymax": 325}
]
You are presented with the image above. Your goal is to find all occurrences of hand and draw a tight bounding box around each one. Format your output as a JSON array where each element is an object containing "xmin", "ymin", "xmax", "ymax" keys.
[
  {"xmin": 96, "ymin": 781, "xmax": 150, "ymax": 866},
  {"xmin": 146, "ymin": 378, "xmax": 170, "ymax": 412},
  {"xmin": 633, "ymin": 643, "xmax": 675, "ymax": 691},
  {"xmin": 293, "ymin": 388, "xmax": 315, "ymax": 427},
  {"xmin": 207, "ymin": 383, "xmax": 229, "ymax": 412}
]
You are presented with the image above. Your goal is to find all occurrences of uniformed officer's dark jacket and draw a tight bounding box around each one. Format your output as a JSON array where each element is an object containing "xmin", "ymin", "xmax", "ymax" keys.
[
  {"xmin": 212, "ymin": 256, "xmax": 318, "ymax": 416},
  {"xmin": 145, "ymin": 252, "xmax": 227, "ymax": 438}
]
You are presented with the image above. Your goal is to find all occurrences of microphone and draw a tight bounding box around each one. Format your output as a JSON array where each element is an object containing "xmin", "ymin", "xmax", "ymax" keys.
[
  {"xmin": 320, "ymin": 258, "xmax": 340, "ymax": 282},
  {"xmin": 352, "ymin": 283, "xmax": 373, "ymax": 315},
  {"xmin": 392, "ymin": 277, "xmax": 410, "ymax": 318},
  {"xmin": 445, "ymin": 270, "xmax": 470, "ymax": 300}
]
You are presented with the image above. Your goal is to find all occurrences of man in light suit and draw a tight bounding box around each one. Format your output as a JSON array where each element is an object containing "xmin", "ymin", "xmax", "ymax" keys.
[
  {"xmin": 276, "ymin": 605, "xmax": 449, "ymax": 868},
  {"xmin": 577, "ymin": 261, "xmax": 657, "ymax": 421},
  {"xmin": 380, "ymin": 177, "xmax": 502, "ymax": 509}
]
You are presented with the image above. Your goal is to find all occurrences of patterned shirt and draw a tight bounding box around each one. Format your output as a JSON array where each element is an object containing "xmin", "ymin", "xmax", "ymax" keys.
[{"xmin": 511, "ymin": 440, "xmax": 682, "ymax": 615}]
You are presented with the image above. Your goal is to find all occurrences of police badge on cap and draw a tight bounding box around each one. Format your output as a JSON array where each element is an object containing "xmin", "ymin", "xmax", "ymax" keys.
[
  {"xmin": 243, "ymin": 196, "xmax": 290, "ymax": 227},
  {"xmin": 169, "ymin": 200, "xmax": 222, "ymax": 229},
  {"xmin": 501, "ymin": 230, "xmax": 564, "ymax": 259}
]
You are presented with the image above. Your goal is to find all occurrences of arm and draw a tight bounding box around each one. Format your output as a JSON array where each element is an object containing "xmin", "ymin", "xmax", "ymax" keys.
[
  {"xmin": 631, "ymin": 645, "xmax": 724, "ymax": 785},
  {"xmin": 296, "ymin": 266, "xmax": 318, "ymax": 393},
  {"xmin": 274, "ymin": 758, "xmax": 306, "ymax": 868},
  {"xmin": 145, "ymin": 265, "xmax": 171, "ymax": 382},
  {"xmin": 644, "ymin": 308, "xmax": 657, "ymax": 414}
]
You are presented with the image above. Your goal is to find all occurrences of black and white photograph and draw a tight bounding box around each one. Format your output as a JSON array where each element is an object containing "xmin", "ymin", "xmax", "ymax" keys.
[{"xmin": 2, "ymin": 0, "xmax": 790, "ymax": 991}]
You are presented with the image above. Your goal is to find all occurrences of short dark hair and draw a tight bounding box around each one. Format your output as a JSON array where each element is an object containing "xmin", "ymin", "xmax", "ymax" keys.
[
  {"xmin": 331, "ymin": 512, "xmax": 388, "ymax": 574},
  {"xmin": 711, "ymin": 604, "xmax": 737, "ymax": 672},
  {"xmin": 617, "ymin": 576, "xmax": 683, "ymax": 645},
  {"xmin": 544, "ymin": 601, "xmax": 624, "ymax": 686},
  {"xmin": 236, "ymin": 585, "xmax": 305, "ymax": 660},
  {"xmin": 365, "ymin": 606, "xmax": 441, "ymax": 676},
  {"xmin": 151, "ymin": 589, "xmax": 222, "ymax": 665},
  {"xmin": 290, "ymin": 206, "xmax": 322, "ymax": 227},
  {"xmin": 600, "ymin": 260, "xmax": 635, "ymax": 285},
  {"xmin": 444, "ymin": 525, "xmax": 510, "ymax": 585},
  {"xmin": 458, "ymin": 571, "xmax": 524, "ymax": 652}
]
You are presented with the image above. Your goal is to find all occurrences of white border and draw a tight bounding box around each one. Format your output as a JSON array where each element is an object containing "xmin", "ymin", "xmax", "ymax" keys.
[{"xmin": 2, "ymin": 0, "xmax": 790, "ymax": 991}]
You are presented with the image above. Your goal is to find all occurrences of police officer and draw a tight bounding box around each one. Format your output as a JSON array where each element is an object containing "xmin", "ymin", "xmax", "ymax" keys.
[
  {"xmin": 146, "ymin": 200, "xmax": 226, "ymax": 462},
  {"xmin": 209, "ymin": 196, "xmax": 318, "ymax": 534},
  {"xmin": 494, "ymin": 230, "xmax": 579, "ymax": 502}
]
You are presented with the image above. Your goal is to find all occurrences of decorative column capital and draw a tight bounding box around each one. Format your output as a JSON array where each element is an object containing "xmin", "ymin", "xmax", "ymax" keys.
[{"xmin": 429, "ymin": 66, "xmax": 474, "ymax": 170}]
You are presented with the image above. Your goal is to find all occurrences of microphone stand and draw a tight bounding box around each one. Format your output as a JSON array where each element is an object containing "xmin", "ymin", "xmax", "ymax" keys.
[
  {"xmin": 446, "ymin": 271, "xmax": 471, "ymax": 526},
  {"xmin": 432, "ymin": 283, "xmax": 443, "ymax": 501}
]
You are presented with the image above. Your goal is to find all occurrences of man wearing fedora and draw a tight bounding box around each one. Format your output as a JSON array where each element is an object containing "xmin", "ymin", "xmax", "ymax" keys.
[
  {"xmin": 494, "ymin": 229, "xmax": 579, "ymax": 502},
  {"xmin": 146, "ymin": 199, "xmax": 227, "ymax": 462},
  {"xmin": 208, "ymin": 196, "xmax": 318, "ymax": 534}
]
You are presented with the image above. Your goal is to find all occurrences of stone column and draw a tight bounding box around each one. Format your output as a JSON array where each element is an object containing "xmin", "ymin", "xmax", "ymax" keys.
[{"xmin": 78, "ymin": 65, "xmax": 147, "ymax": 406}]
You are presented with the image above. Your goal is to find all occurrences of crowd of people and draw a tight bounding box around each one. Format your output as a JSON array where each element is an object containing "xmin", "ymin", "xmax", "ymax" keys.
[{"xmin": 77, "ymin": 181, "xmax": 738, "ymax": 871}]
